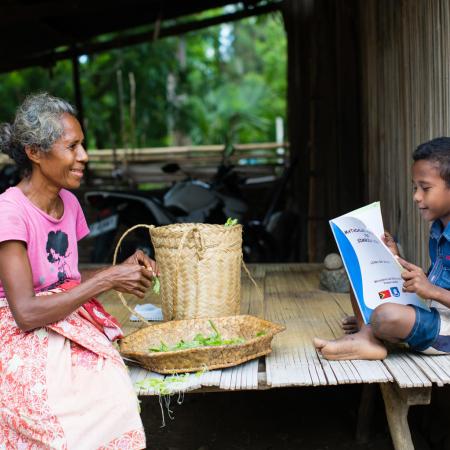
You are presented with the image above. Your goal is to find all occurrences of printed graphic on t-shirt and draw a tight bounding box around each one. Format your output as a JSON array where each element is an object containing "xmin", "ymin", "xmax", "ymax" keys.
[{"xmin": 46, "ymin": 230, "xmax": 72, "ymax": 287}]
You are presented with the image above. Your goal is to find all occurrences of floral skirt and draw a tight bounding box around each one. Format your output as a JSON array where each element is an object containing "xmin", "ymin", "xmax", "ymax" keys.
[{"xmin": 0, "ymin": 292, "xmax": 146, "ymax": 449}]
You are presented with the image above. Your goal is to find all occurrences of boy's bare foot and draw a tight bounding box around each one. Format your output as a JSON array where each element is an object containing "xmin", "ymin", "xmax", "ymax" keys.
[
  {"xmin": 313, "ymin": 325, "xmax": 387, "ymax": 360},
  {"xmin": 341, "ymin": 315, "xmax": 359, "ymax": 334}
]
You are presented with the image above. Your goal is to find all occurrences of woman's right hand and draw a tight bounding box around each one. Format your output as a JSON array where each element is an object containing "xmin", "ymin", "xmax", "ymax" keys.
[
  {"xmin": 381, "ymin": 230, "xmax": 400, "ymax": 257},
  {"xmin": 103, "ymin": 263, "xmax": 154, "ymax": 298}
]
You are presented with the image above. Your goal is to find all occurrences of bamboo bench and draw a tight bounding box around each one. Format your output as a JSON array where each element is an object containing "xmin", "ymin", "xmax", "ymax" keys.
[{"xmin": 99, "ymin": 263, "xmax": 450, "ymax": 450}]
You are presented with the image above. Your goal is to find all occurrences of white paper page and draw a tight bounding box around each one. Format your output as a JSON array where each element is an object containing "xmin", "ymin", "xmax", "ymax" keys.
[
  {"xmin": 330, "ymin": 204, "xmax": 429, "ymax": 323},
  {"xmin": 342, "ymin": 201, "xmax": 404, "ymax": 272}
]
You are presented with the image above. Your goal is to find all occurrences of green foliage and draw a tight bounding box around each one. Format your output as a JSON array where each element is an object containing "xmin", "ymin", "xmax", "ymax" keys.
[
  {"xmin": 134, "ymin": 373, "xmax": 190, "ymax": 395},
  {"xmin": 224, "ymin": 217, "xmax": 238, "ymax": 227},
  {"xmin": 0, "ymin": 12, "xmax": 286, "ymax": 149},
  {"xmin": 152, "ymin": 276, "xmax": 161, "ymax": 295},
  {"xmin": 149, "ymin": 320, "xmax": 245, "ymax": 353}
]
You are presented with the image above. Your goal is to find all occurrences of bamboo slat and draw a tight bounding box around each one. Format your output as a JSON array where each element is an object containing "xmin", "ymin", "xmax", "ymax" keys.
[
  {"xmin": 96, "ymin": 263, "xmax": 450, "ymax": 395},
  {"xmin": 263, "ymin": 269, "xmax": 391, "ymax": 387},
  {"xmin": 102, "ymin": 265, "xmax": 265, "ymax": 394},
  {"xmin": 382, "ymin": 352, "xmax": 432, "ymax": 388}
]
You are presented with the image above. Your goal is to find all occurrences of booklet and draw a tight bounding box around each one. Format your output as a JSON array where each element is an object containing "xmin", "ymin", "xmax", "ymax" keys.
[{"xmin": 330, "ymin": 202, "xmax": 429, "ymax": 324}]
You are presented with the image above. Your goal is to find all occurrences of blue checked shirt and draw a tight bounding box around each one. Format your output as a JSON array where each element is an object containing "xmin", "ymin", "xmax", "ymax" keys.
[{"xmin": 428, "ymin": 220, "xmax": 450, "ymax": 289}]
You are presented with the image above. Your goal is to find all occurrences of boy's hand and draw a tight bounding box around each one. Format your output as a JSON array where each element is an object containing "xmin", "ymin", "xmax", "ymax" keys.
[
  {"xmin": 381, "ymin": 231, "xmax": 400, "ymax": 256},
  {"xmin": 397, "ymin": 257, "xmax": 437, "ymax": 299}
]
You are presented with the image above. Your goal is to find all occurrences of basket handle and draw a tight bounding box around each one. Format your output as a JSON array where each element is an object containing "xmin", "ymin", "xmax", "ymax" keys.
[
  {"xmin": 112, "ymin": 224, "xmax": 262, "ymax": 322},
  {"xmin": 241, "ymin": 258, "xmax": 263, "ymax": 299},
  {"xmin": 112, "ymin": 223, "xmax": 154, "ymax": 326}
]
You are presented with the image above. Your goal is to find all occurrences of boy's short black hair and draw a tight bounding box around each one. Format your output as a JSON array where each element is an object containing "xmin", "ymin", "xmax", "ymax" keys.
[{"xmin": 413, "ymin": 137, "xmax": 450, "ymax": 187}]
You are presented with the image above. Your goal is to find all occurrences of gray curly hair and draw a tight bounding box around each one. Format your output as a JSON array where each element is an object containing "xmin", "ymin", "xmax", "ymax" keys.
[{"xmin": 0, "ymin": 93, "xmax": 77, "ymax": 173}]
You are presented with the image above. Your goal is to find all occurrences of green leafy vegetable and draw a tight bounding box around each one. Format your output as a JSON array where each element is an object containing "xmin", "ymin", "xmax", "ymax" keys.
[
  {"xmin": 148, "ymin": 320, "xmax": 245, "ymax": 353},
  {"xmin": 256, "ymin": 330, "xmax": 267, "ymax": 337},
  {"xmin": 152, "ymin": 276, "xmax": 161, "ymax": 295},
  {"xmin": 135, "ymin": 373, "xmax": 190, "ymax": 395},
  {"xmin": 224, "ymin": 217, "xmax": 238, "ymax": 227}
]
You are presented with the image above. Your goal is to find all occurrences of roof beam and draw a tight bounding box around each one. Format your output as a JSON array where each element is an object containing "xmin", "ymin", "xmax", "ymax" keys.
[{"xmin": 0, "ymin": 1, "xmax": 282, "ymax": 73}]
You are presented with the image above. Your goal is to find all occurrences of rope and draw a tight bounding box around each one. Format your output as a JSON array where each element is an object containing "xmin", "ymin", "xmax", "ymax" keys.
[
  {"xmin": 241, "ymin": 258, "xmax": 263, "ymax": 299},
  {"xmin": 112, "ymin": 223, "xmax": 154, "ymax": 326}
]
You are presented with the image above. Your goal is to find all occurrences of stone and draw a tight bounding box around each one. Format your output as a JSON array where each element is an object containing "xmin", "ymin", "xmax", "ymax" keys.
[
  {"xmin": 324, "ymin": 253, "xmax": 343, "ymax": 270},
  {"xmin": 320, "ymin": 268, "xmax": 350, "ymax": 293},
  {"xmin": 320, "ymin": 253, "xmax": 349, "ymax": 292}
]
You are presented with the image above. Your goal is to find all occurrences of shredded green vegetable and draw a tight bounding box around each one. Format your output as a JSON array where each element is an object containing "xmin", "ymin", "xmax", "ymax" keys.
[
  {"xmin": 134, "ymin": 369, "xmax": 208, "ymax": 427},
  {"xmin": 224, "ymin": 217, "xmax": 238, "ymax": 227},
  {"xmin": 135, "ymin": 374, "xmax": 190, "ymax": 395},
  {"xmin": 152, "ymin": 276, "xmax": 161, "ymax": 295},
  {"xmin": 149, "ymin": 320, "xmax": 245, "ymax": 353}
]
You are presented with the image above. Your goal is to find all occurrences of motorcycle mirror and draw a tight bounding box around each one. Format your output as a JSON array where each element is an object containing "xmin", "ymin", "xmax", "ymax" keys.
[{"xmin": 161, "ymin": 163, "xmax": 181, "ymax": 174}]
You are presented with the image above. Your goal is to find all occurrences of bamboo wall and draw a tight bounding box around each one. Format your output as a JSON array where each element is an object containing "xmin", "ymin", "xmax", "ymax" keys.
[{"xmin": 360, "ymin": 0, "xmax": 450, "ymax": 268}]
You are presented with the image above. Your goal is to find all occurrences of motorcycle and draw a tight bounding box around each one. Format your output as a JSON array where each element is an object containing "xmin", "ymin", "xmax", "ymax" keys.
[
  {"xmin": 84, "ymin": 163, "xmax": 248, "ymax": 263},
  {"xmin": 0, "ymin": 164, "xmax": 21, "ymax": 194}
]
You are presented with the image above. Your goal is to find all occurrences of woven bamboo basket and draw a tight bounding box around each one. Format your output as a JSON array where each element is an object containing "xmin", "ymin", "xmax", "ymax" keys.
[
  {"xmin": 151, "ymin": 223, "xmax": 243, "ymax": 320},
  {"xmin": 119, "ymin": 315, "xmax": 285, "ymax": 374},
  {"xmin": 113, "ymin": 223, "xmax": 259, "ymax": 322}
]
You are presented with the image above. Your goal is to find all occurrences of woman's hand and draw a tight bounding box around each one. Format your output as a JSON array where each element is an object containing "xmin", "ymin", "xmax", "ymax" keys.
[
  {"xmin": 103, "ymin": 262, "xmax": 154, "ymax": 299},
  {"xmin": 123, "ymin": 250, "xmax": 159, "ymax": 276},
  {"xmin": 398, "ymin": 257, "xmax": 437, "ymax": 299},
  {"xmin": 381, "ymin": 231, "xmax": 400, "ymax": 257}
]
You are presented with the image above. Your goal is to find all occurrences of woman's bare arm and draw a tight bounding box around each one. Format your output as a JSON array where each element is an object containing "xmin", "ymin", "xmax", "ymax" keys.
[
  {"xmin": 79, "ymin": 266, "xmax": 108, "ymax": 282},
  {"xmin": 0, "ymin": 240, "xmax": 154, "ymax": 331},
  {"xmin": 79, "ymin": 251, "xmax": 158, "ymax": 282}
]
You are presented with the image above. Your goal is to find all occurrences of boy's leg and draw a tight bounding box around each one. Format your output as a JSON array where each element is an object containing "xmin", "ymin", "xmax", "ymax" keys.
[
  {"xmin": 314, "ymin": 302, "xmax": 416, "ymax": 360},
  {"xmin": 342, "ymin": 290, "xmax": 362, "ymax": 334}
]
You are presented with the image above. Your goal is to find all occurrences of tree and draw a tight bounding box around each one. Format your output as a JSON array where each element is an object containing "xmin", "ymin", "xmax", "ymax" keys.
[{"xmin": 0, "ymin": 11, "xmax": 286, "ymax": 149}]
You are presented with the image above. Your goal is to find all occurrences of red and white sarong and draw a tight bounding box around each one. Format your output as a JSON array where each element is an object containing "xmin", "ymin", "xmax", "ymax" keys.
[{"xmin": 0, "ymin": 282, "xmax": 146, "ymax": 449}]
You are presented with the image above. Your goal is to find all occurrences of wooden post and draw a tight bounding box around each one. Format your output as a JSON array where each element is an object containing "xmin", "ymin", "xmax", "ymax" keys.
[
  {"xmin": 281, "ymin": 0, "xmax": 314, "ymax": 262},
  {"xmin": 282, "ymin": 0, "xmax": 363, "ymax": 262},
  {"xmin": 71, "ymin": 49, "xmax": 85, "ymax": 134},
  {"xmin": 380, "ymin": 383, "xmax": 431, "ymax": 450},
  {"xmin": 71, "ymin": 47, "xmax": 91, "ymax": 185}
]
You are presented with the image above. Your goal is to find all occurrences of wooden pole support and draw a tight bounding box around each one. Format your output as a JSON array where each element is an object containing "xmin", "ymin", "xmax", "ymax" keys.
[{"xmin": 380, "ymin": 383, "xmax": 431, "ymax": 450}]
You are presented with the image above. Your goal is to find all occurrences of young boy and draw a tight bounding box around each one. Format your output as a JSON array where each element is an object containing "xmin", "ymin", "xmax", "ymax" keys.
[{"xmin": 314, "ymin": 137, "xmax": 450, "ymax": 360}]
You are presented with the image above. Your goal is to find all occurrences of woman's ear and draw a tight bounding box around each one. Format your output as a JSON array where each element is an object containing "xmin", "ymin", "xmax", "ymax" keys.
[{"xmin": 24, "ymin": 145, "xmax": 41, "ymax": 165}]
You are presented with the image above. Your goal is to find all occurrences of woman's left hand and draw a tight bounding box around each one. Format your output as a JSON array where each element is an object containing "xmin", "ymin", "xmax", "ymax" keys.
[
  {"xmin": 397, "ymin": 257, "xmax": 437, "ymax": 299},
  {"xmin": 124, "ymin": 250, "xmax": 159, "ymax": 276}
]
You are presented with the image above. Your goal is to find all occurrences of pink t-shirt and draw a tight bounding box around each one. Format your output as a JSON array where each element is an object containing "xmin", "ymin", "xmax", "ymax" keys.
[{"xmin": 0, "ymin": 187, "xmax": 89, "ymax": 296}]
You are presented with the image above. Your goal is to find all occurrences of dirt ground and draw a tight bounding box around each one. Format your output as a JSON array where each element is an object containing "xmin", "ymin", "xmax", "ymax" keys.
[{"xmin": 139, "ymin": 384, "xmax": 450, "ymax": 450}]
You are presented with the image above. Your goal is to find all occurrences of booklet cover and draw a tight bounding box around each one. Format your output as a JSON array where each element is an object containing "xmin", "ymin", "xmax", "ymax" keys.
[{"xmin": 330, "ymin": 202, "xmax": 429, "ymax": 324}]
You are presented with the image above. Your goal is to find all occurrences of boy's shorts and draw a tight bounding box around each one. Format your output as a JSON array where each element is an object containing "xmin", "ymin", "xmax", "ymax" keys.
[{"xmin": 405, "ymin": 302, "xmax": 450, "ymax": 354}]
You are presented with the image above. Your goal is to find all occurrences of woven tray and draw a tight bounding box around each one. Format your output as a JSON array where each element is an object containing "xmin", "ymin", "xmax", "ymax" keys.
[{"xmin": 119, "ymin": 315, "xmax": 285, "ymax": 374}]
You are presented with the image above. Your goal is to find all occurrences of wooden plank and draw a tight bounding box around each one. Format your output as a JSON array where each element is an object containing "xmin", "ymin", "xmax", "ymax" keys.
[
  {"xmin": 397, "ymin": 354, "xmax": 431, "ymax": 387},
  {"xmin": 101, "ymin": 263, "xmax": 450, "ymax": 395},
  {"xmin": 265, "ymin": 281, "xmax": 321, "ymax": 386},
  {"xmin": 383, "ymin": 352, "xmax": 432, "ymax": 388},
  {"xmin": 263, "ymin": 268, "xmax": 390, "ymax": 386},
  {"xmin": 404, "ymin": 354, "xmax": 447, "ymax": 387}
]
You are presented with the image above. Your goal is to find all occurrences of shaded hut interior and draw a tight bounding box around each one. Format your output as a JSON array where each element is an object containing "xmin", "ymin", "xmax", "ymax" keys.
[{"xmin": 0, "ymin": 0, "xmax": 447, "ymax": 267}]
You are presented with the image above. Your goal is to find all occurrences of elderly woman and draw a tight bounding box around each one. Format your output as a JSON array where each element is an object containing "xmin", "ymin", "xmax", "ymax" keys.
[{"xmin": 0, "ymin": 93, "xmax": 155, "ymax": 449}]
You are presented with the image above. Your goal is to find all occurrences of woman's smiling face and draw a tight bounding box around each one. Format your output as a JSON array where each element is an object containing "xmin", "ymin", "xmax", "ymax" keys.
[
  {"xmin": 412, "ymin": 159, "xmax": 450, "ymax": 226},
  {"xmin": 38, "ymin": 113, "xmax": 88, "ymax": 190}
]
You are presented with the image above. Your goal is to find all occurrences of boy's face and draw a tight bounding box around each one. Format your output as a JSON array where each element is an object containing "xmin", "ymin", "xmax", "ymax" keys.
[{"xmin": 412, "ymin": 160, "xmax": 450, "ymax": 226}]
